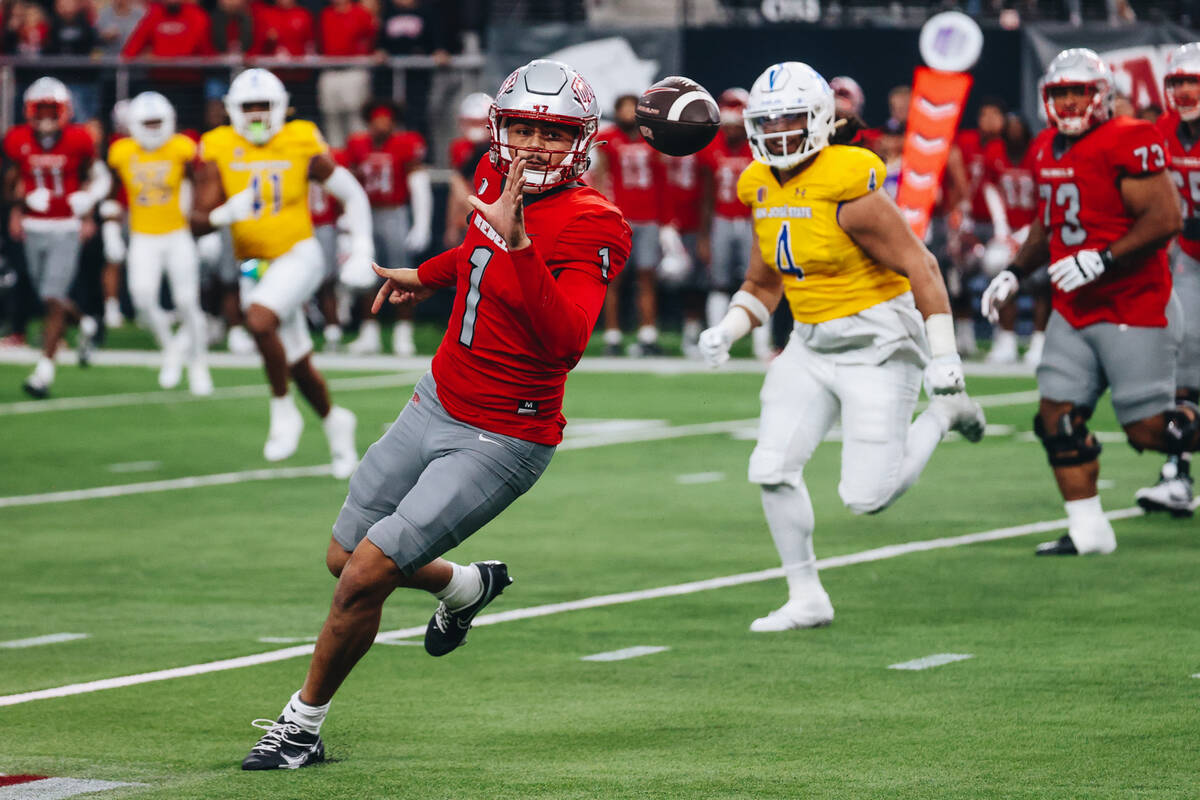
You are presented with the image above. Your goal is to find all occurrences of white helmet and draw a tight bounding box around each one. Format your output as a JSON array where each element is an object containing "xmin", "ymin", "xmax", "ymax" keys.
[
  {"xmin": 1039, "ymin": 48, "xmax": 1114, "ymax": 136},
  {"xmin": 1165, "ymin": 43, "xmax": 1200, "ymax": 122},
  {"xmin": 459, "ymin": 91, "xmax": 493, "ymax": 144},
  {"xmin": 745, "ymin": 62, "xmax": 836, "ymax": 170},
  {"xmin": 489, "ymin": 59, "xmax": 600, "ymax": 193},
  {"xmin": 24, "ymin": 77, "xmax": 73, "ymax": 136},
  {"xmin": 128, "ymin": 91, "xmax": 176, "ymax": 152},
  {"xmin": 225, "ymin": 68, "xmax": 289, "ymax": 146}
]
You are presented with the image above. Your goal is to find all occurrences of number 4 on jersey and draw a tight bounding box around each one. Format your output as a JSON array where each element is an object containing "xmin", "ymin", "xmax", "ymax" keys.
[{"xmin": 775, "ymin": 222, "xmax": 805, "ymax": 278}]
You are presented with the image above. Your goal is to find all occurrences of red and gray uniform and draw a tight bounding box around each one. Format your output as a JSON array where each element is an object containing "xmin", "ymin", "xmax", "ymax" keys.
[
  {"xmin": 1031, "ymin": 116, "xmax": 1179, "ymax": 423},
  {"xmin": 1156, "ymin": 110, "xmax": 1200, "ymax": 388},
  {"xmin": 697, "ymin": 132, "xmax": 753, "ymax": 289},
  {"xmin": 345, "ymin": 130, "xmax": 426, "ymax": 269},
  {"xmin": 596, "ymin": 124, "xmax": 662, "ymax": 270},
  {"xmin": 331, "ymin": 158, "xmax": 632, "ymax": 572},
  {"xmin": 956, "ymin": 129, "xmax": 1008, "ymax": 234}
]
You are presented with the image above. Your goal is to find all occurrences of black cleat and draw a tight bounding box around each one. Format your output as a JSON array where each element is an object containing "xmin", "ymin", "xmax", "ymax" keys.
[
  {"xmin": 603, "ymin": 342, "xmax": 623, "ymax": 357},
  {"xmin": 241, "ymin": 716, "xmax": 325, "ymax": 770},
  {"xmin": 424, "ymin": 561, "xmax": 512, "ymax": 657},
  {"xmin": 637, "ymin": 341, "xmax": 665, "ymax": 357},
  {"xmin": 21, "ymin": 378, "xmax": 48, "ymax": 399},
  {"xmin": 1035, "ymin": 534, "xmax": 1078, "ymax": 556}
]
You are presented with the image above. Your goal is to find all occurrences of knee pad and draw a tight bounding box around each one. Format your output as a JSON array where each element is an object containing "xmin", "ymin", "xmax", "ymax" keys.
[
  {"xmin": 1163, "ymin": 401, "xmax": 1200, "ymax": 455},
  {"xmin": 1033, "ymin": 407, "xmax": 1101, "ymax": 467}
]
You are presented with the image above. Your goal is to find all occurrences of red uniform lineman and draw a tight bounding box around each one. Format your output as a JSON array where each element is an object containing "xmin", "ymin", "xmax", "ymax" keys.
[
  {"xmin": 981, "ymin": 48, "xmax": 1192, "ymax": 556},
  {"xmin": 240, "ymin": 60, "xmax": 633, "ymax": 771}
]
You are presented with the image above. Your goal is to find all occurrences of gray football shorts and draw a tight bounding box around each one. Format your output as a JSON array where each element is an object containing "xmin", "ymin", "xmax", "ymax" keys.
[
  {"xmin": 1172, "ymin": 248, "xmax": 1200, "ymax": 389},
  {"xmin": 1037, "ymin": 298, "xmax": 1182, "ymax": 426},
  {"xmin": 372, "ymin": 205, "xmax": 411, "ymax": 271},
  {"xmin": 314, "ymin": 224, "xmax": 338, "ymax": 281},
  {"xmin": 332, "ymin": 372, "xmax": 556, "ymax": 574},
  {"xmin": 709, "ymin": 216, "xmax": 752, "ymax": 290},
  {"xmin": 630, "ymin": 222, "xmax": 661, "ymax": 272},
  {"xmin": 23, "ymin": 228, "xmax": 81, "ymax": 301}
]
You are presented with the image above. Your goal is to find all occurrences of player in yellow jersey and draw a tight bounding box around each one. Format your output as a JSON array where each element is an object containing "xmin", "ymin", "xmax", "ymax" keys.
[
  {"xmin": 106, "ymin": 91, "xmax": 211, "ymax": 395},
  {"xmin": 699, "ymin": 62, "xmax": 987, "ymax": 631},
  {"xmin": 191, "ymin": 68, "xmax": 374, "ymax": 478}
]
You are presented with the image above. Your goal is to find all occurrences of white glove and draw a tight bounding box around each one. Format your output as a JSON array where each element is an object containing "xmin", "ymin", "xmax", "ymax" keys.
[
  {"xmin": 25, "ymin": 188, "xmax": 50, "ymax": 213},
  {"xmin": 658, "ymin": 224, "xmax": 691, "ymax": 283},
  {"xmin": 339, "ymin": 237, "xmax": 376, "ymax": 289},
  {"xmin": 1049, "ymin": 249, "xmax": 1108, "ymax": 293},
  {"xmin": 67, "ymin": 191, "xmax": 95, "ymax": 218},
  {"xmin": 925, "ymin": 353, "xmax": 966, "ymax": 395},
  {"xmin": 404, "ymin": 224, "xmax": 430, "ymax": 255},
  {"xmin": 196, "ymin": 232, "xmax": 223, "ymax": 266},
  {"xmin": 980, "ymin": 269, "xmax": 1020, "ymax": 324},
  {"xmin": 698, "ymin": 326, "xmax": 732, "ymax": 368},
  {"xmin": 208, "ymin": 188, "xmax": 257, "ymax": 227},
  {"xmin": 101, "ymin": 220, "xmax": 126, "ymax": 263}
]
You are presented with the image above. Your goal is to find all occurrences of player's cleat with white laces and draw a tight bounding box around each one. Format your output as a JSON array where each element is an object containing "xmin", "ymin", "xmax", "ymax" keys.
[
  {"xmin": 932, "ymin": 391, "xmax": 987, "ymax": 443},
  {"xmin": 750, "ymin": 592, "xmax": 835, "ymax": 632},
  {"xmin": 263, "ymin": 395, "xmax": 304, "ymax": 461},
  {"xmin": 1134, "ymin": 471, "xmax": 1194, "ymax": 517},
  {"xmin": 187, "ymin": 361, "xmax": 213, "ymax": 396},
  {"xmin": 323, "ymin": 406, "xmax": 358, "ymax": 479},
  {"xmin": 425, "ymin": 561, "xmax": 512, "ymax": 656},
  {"xmin": 241, "ymin": 716, "xmax": 325, "ymax": 770}
]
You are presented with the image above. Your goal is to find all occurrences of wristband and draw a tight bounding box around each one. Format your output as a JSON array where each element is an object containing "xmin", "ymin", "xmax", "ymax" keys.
[
  {"xmin": 924, "ymin": 312, "xmax": 957, "ymax": 359},
  {"xmin": 730, "ymin": 289, "xmax": 770, "ymax": 327},
  {"xmin": 1099, "ymin": 249, "xmax": 1115, "ymax": 270}
]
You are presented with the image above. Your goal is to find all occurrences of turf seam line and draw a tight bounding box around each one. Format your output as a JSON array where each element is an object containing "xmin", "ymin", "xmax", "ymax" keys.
[{"xmin": 0, "ymin": 505, "xmax": 1150, "ymax": 709}]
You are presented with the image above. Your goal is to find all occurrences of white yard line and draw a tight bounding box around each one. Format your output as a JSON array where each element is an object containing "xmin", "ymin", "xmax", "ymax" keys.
[
  {"xmin": 581, "ymin": 646, "xmax": 670, "ymax": 662},
  {"xmin": 888, "ymin": 653, "xmax": 975, "ymax": 671},
  {"xmin": 0, "ymin": 633, "xmax": 89, "ymax": 650},
  {"xmin": 0, "ymin": 505, "xmax": 1150, "ymax": 708},
  {"xmin": 675, "ymin": 472, "xmax": 726, "ymax": 485},
  {"xmin": 0, "ymin": 778, "xmax": 142, "ymax": 799}
]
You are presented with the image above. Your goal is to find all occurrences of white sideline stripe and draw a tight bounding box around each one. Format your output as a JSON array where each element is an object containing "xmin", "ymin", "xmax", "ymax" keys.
[
  {"xmin": 0, "ymin": 372, "xmax": 424, "ymax": 416},
  {"xmin": 105, "ymin": 461, "xmax": 161, "ymax": 474},
  {"xmin": 256, "ymin": 637, "xmax": 316, "ymax": 644},
  {"xmin": 0, "ymin": 633, "xmax": 89, "ymax": 649},
  {"xmin": 581, "ymin": 645, "xmax": 670, "ymax": 662},
  {"xmin": 0, "ymin": 466, "xmax": 332, "ymax": 509},
  {"xmin": 675, "ymin": 472, "xmax": 725, "ymax": 485},
  {"xmin": 888, "ymin": 653, "xmax": 974, "ymax": 671},
  {"xmin": 0, "ymin": 505, "xmax": 1151, "ymax": 708},
  {"xmin": 0, "ymin": 778, "xmax": 141, "ymax": 799}
]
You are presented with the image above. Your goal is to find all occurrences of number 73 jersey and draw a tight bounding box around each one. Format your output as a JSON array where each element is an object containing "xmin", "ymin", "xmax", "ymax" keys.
[
  {"xmin": 1030, "ymin": 116, "xmax": 1171, "ymax": 328},
  {"xmin": 199, "ymin": 120, "xmax": 328, "ymax": 260}
]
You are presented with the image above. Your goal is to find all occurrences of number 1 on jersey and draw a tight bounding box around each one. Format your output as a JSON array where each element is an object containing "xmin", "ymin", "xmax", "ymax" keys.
[
  {"xmin": 775, "ymin": 222, "xmax": 804, "ymax": 278},
  {"xmin": 249, "ymin": 170, "xmax": 283, "ymax": 217},
  {"xmin": 458, "ymin": 246, "xmax": 493, "ymax": 348}
]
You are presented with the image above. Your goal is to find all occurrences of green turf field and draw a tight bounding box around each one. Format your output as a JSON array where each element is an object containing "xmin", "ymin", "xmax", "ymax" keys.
[{"xmin": 1, "ymin": 359, "xmax": 1198, "ymax": 799}]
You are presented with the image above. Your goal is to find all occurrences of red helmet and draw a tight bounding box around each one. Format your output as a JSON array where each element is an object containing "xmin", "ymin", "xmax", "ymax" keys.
[
  {"xmin": 1039, "ymin": 48, "xmax": 1114, "ymax": 136},
  {"xmin": 1165, "ymin": 42, "xmax": 1200, "ymax": 122},
  {"xmin": 24, "ymin": 77, "xmax": 72, "ymax": 136}
]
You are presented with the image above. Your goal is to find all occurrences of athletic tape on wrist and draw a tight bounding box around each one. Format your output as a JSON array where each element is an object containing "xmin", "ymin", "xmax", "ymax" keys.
[
  {"xmin": 730, "ymin": 290, "xmax": 770, "ymax": 327},
  {"xmin": 924, "ymin": 312, "xmax": 957, "ymax": 359}
]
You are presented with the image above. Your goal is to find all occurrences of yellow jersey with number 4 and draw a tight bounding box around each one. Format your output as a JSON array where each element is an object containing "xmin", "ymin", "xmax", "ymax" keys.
[
  {"xmin": 199, "ymin": 120, "xmax": 328, "ymax": 260},
  {"xmin": 107, "ymin": 134, "xmax": 196, "ymax": 236},
  {"xmin": 737, "ymin": 144, "xmax": 910, "ymax": 324}
]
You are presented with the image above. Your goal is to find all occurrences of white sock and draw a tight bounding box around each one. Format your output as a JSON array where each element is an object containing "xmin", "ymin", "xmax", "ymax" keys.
[
  {"xmin": 706, "ymin": 291, "xmax": 730, "ymax": 328},
  {"xmin": 435, "ymin": 562, "xmax": 484, "ymax": 610},
  {"xmin": 682, "ymin": 319, "xmax": 701, "ymax": 344},
  {"xmin": 637, "ymin": 325, "xmax": 658, "ymax": 345},
  {"xmin": 33, "ymin": 356, "xmax": 55, "ymax": 385},
  {"xmin": 992, "ymin": 329, "xmax": 1017, "ymax": 351},
  {"xmin": 105, "ymin": 296, "xmax": 122, "ymax": 318},
  {"xmin": 324, "ymin": 324, "xmax": 343, "ymax": 345},
  {"xmin": 955, "ymin": 318, "xmax": 976, "ymax": 353},
  {"xmin": 359, "ymin": 319, "xmax": 380, "ymax": 339},
  {"xmin": 79, "ymin": 315, "xmax": 98, "ymax": 338},
  {"xmin": 282, "ymin": 689, "xmax": 329, "ymax": 735},
  {"xmin": 1064, "ymin": 495, "xmax": 1116, "ymax": 554},
  {"xmin": 1028, "ymin": 331, "xmax": 1045, "ymax": 350},
  {"xmin": 603, "ymin": 328, "xmax": 622, "ymax": 346},
  {"xmin": 270, "ymin": 393, "xmax": 297, "ymax": 417},
  {"xmin": 760, "ymin": 483, "xmax": 824, "ymax": 601}
]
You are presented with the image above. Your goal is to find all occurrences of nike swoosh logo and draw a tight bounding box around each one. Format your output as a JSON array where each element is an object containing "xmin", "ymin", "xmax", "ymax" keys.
[
  {"xmin": 280, "ymin": 749, "xmax": 308, "ymax": 768},
  {"xmin": 478, "ymin": 434, "xmax": 502, "ymax": 446}
]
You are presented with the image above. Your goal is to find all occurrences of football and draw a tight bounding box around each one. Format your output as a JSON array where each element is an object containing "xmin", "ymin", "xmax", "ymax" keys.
[{"xmin": 635, "ymin": 76, "xmax": 720, "ymax": 156}]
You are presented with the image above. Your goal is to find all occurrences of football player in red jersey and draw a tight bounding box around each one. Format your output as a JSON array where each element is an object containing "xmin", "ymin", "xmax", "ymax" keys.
[
  {"xmin": 444, "ymin": 92, "xmax": 494, "ymax": 248},
  {"xmin": 981, "ymin": 48, "xmax": 1194, "ymax": 555},
  {"xmin": 308, "ymin": 147, "xmax": 347, "ymax": 351},
  {"xmin": 240, "ymin": 59, "xmax": 631, "ymax": 771},
  {"xmin": 1136, "ymin": 42, "xmax": 1200, "ymax": 515},
  {"xmin": 343, "ymin": 100, "xmax": 432, "ymax": 357},
  {"xmin": 593, "ymin": 93, "xmax": 665, "ymax": 356},
  {"xmin": 4, "ymin": 77, "xmax": 112, "ymax": 398}
]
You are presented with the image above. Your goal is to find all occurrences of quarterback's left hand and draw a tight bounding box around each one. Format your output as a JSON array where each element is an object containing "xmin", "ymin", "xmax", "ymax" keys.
[
  {"xmin": 405, "ymin": 225, "xmax": 431, "ymax": 255},
  {"xmin": 925, "ymin": 353, "xmax": 966, "ymax": 395},
  {"xmin": 1049, "ymin": 249, "xmax": 1108, "ymax": 293},
  {"xmin": 467, "ymin": 155, "xmax": 530, "ymax": 250}
]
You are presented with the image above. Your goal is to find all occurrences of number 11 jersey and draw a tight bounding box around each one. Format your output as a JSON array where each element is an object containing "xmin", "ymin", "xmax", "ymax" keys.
[{"xmin": 1030, "ymin": 116, "xmax": 1171, "ymax": 328}]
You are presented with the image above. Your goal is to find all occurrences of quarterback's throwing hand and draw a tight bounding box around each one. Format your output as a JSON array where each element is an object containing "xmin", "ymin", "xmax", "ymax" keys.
[
  {"xmin": 467, "ymin": 156, "xmax": 531, "ymax": 250},
  {"xmin": 925, "ymin": 353, "xmax": 966, "ymax": 395},
  {"xmin": 1049, "ymin": 249, "xmax": 1107, "ymax": 293},
  {"xmin": 698, "ymin": 326, "xmax": 732, "ymax": 368}
]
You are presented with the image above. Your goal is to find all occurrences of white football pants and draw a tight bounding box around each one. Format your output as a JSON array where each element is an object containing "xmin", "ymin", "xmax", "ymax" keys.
[
  {"xmin": 127, "ymin": 229, "xmax": 205, "ymax": 361},
  {"xmin": 240, "ymin": 237, "xmax": 325, "ymax": 365}
]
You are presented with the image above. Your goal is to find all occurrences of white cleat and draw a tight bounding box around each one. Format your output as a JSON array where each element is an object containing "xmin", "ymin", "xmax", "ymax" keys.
[
  {"xmin": 188, "ymin": 361, "xmax": 214, "ymax": 396},
  {"xmin": 158, "ymin": 345, "xmax": 183, "ymax": 390},
  {"xmin": 263, "ymin": 396, "xmax": 304, "ymax": 462},
  {"xmin": 323, "ymin": 406, "xmax": 358, "ymax": 479},
  {"xmin": 227, "ymin": 325, "xmax": 256, "ymax": 355},
  {"xmin": 750, "ymin": 593, "xmax": 835, "ymax": 632},
  {"xmin": 348, "ymin": 321, "xmax": 382, "ymax": 355},
  {"xmin": 1135, "ymin": 472, "xmax": 1194, "ymax": 518},
  {"xmin": 104, "ymin": 298, "xmax": 125, "ymax": 330},
  {"xmin": 932, "ymin": 391, "xmax": 987, "ymax": 443}
]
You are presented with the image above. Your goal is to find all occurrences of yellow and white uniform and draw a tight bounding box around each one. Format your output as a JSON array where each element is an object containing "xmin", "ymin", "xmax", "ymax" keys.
[
  {"xmin": 739, "ymin": 144, "xmax": 933, "ymax": 512},
  {"xmin": 200, "ymin": 120, "xmax": 328, "ymax": 363},
  {"xmin": 107, "ymin": 133, "xmax": 204, "ymax": 360}
]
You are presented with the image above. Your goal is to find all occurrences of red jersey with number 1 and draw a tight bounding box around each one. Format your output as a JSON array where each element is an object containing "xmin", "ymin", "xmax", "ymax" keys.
[
  {"xmin": 344, "ymin": 130, "xmax": 425, "ymax": 208},
  {"xmin": 418, "ymin": 159, "xmax": 632, "ymax": 445},
  {"xmin": 697, "ymin": 133, "xmax": 752, "ymax": 219},
  {"xmin": 3, "ymin": 124, "xmax": 95, "ymax": 220},
  {"xmin": 596, "ymin": 125, "xmax": 662, "ymax": 224},
  {"xmin": 1030, "ymin": 116, "xmax": 1171, "ymax": 328},
  {"xmin": 1156, "ymin": 111, "xmax": 1200, "ymax": 261}
]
